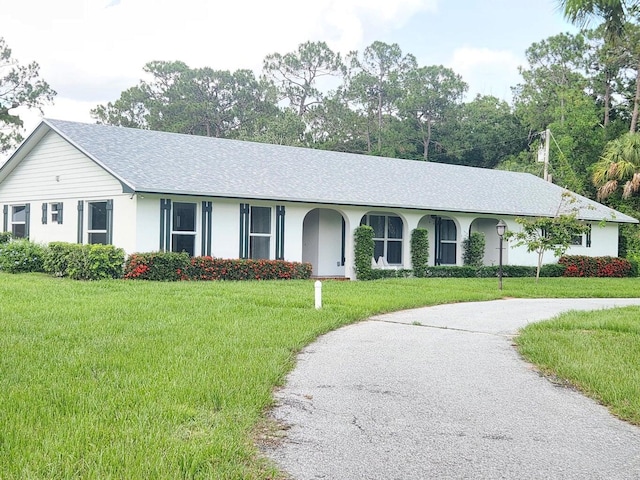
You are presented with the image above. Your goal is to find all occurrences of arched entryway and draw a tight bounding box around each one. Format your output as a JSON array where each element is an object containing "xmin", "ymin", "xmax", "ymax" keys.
[
  {"xmin": 469, "ymin": 218, "xmax": 507, "ymax": 266},
  {"xmin": 302, "ymin": 208, "xmax": 346, "ymax": 277}
]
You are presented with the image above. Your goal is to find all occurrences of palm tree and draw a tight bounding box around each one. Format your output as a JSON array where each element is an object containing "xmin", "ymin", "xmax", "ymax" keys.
[
  {"xmin": 593, "ymin": 132, "xmax": 640, "ymax": 199},
  {"xmin": 558, "ymin": 0, "xmax": 632, "ymax": 40}
]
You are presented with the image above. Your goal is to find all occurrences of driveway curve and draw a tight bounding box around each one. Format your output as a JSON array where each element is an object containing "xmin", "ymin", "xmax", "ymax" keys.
[{"xmin": 265, "ymin": 298, "xmax": 640, "ymax": 480}]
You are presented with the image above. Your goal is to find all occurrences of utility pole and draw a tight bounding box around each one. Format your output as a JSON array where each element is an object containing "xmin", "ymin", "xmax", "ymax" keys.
[{"xmin": 537, "ymin": 128, "xmax": 551, "ymax": 182}]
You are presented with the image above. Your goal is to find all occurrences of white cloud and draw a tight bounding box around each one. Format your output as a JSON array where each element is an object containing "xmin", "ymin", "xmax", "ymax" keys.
[
  {"xmin": 3, "ymin": 0, "xmax": 437, "ymax": 135},
  {"xmin": 447, "ymin": 47, "xmax": 523, "ymax": 102}
]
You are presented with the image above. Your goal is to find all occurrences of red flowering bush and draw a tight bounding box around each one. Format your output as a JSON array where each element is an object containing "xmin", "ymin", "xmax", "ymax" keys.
[
  {"xmin": 124, "ymin": 252, "xmax": 190, "ymax": 281},
  {"xmin": 125, "ymin": 253, "xmax": 312, "ymax": 281},
  {"xmin": 559, "ymin": 255, "xmax": 633, "ymax": 278},
  {"xmin": 186, "ymin": 256, "xmax": 312, "ymax": 281}
]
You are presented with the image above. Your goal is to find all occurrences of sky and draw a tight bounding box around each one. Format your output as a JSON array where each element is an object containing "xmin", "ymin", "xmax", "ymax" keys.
[{"xmin": 2, "ymin": 0, "xmax": 578, "ymax": 139}]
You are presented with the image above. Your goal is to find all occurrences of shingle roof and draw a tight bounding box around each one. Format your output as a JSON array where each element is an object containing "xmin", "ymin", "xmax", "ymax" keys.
[{"xmin": 26, "ymin": 119, "xmax": 638, "ymax": 223}]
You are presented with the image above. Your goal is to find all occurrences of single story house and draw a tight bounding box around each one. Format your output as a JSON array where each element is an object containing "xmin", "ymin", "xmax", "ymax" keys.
[{"xmin": 0, "ymin": 119, "xmax": 636, "ymax": 279}]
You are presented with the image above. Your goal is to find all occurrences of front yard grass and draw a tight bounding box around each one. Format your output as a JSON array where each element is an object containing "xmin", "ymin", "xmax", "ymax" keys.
[
  {"xmin": 517, "ymin": 306, "xmax": 640, "ymax": 425},
  {"xmin": 1, "ymin": 274, "xmax": 639, "ymax": 479}
]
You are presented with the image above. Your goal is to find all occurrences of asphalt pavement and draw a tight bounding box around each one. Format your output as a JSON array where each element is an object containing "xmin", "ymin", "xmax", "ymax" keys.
[{"xmin": 264, "ymin": 298, "xmax": 640, "ymax": 480}]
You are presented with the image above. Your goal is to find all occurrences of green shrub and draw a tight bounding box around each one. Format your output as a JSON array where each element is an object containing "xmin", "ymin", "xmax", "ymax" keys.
[
  {"xmin": 628, "ymin": 258, "xmax": 639, "ymax": 277},
  {"xmin": 424, "ymin": 266, "xmax": 479, "ymax": 278},
  {"xmin": 423, "ymin": 265, "xmax": 564, "ymax": 278},
  {"xmin": 410, "ymin": 228, "xmax": 429, "ymax": 277},
  {"xmin": 367, "ymin": 268, "xmax": 413, "ymax": 280},
  {"xmin": 0, "ymin": 232, "xmax": 11, "ymax": 244},
  {"xmin": 559, "ymin": 255, "xmax": 633, "ymax": 277},
  {"xmin": 539, "ymin": 263, "xmax": 567, "ymax": 277},
  {"xmin": 43, "ymin": 242, "xmax": 125, "ymax": 280},
  {"xmin": 43, "ymin": 242, "xmax": 75, "ymax": 277},
  {"xmin": 124, "ymin": 251, "xmax": 190, "ymax": 281},
  {"xmin": 462, "ymin": 232, "xmax": 485, "ymax": 267},
  {"xmin": 354, "ymin": 225, "xmax": 375, "ymax": 280},
  {"xmin": 0, "ymin": 239, "xmax": 46, "ymax": 273}
]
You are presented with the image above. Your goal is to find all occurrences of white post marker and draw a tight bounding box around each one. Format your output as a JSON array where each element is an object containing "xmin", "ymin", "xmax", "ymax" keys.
[{"xmin": 314, "ymin": 280, "xmax": 322, "ymax": 309}]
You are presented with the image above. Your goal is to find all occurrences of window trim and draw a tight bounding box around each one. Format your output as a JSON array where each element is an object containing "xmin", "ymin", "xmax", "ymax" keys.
[
  {"xmin": 240, "ymin": 204, "xmax": 275, "ymax": 260},
  {"xmin": 10, "ymin": 204, "xmax": 29, "ymax": 239},
  {"xmin": 86, "ymin": 200, "xmax": 112, "ymax": 245},
  {"xmin": 249, "ymin": 205, "xmax": 272, "ymax": 260},
  {"xmin": 361, "ymin": 214, "xmax": 404, "ymax": 265},
  {"xmin": 50, "ymin": 202, "xmax": 63, "ymax": 224},
  {"xmin": 171, "ymin": 201, "xmax": 197, "ymax": 256}
]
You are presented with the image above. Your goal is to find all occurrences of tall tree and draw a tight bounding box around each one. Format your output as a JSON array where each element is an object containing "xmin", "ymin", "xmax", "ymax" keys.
[
  {"xmin": 92, "ymin": 61, "xmax": 277, "ymax": 138},
  {"xmin": 347, "ymin": 42, "xmax": 417, "ymax": 154},
  {"xmin": 557, "ymin": 0, "xmax": 640, "ymax": 131},
  {"xmin": 514, "ymin": 33, "xmax": 589, "ymax": 130},
  {"xmin": 400, "ymin": 65, "xmax": 467, "ymax": 161},
  {"xmin": 0, "ymin": 37, "xmax": 56, "ymax": 153},
  {"xmin": 262, "ymin": 41, "xmax": 345, "ymax": 117},
  {"xmin": 439, "ymin": 95, "xmax": 528, "ymax": 169}
]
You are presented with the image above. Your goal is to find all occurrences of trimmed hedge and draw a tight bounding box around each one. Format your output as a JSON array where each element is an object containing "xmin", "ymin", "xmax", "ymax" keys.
[
  {"xmin": 124, "ymin": 253, "xmax": 313, "ymax": 281},
  {"xmin": 0, "ymin": 232, "xmax": 11, "ymax": 244},
  {"xmin": 462, "ymin": 232, "xmax": 485, "ymax": 267},
  {"xmin": 422, "ymin": 264, "xmax": 567, "ymax": 278},
  {"xmin": 354, "ymin": 225, "xmax": 375, "ymax": 280},
  {"xmin": 410, "ymin": 228, "xmax": 429, "ymax": 277},
  {"xmin": 43, "ymin": 242, "xmax": 125, "ymax": 280},
  {"xmin": 559, "ymin": 255, "xmax": 633, "ymax": 278}
]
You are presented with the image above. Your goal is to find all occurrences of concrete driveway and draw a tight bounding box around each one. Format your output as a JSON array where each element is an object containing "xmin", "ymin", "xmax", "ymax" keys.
[{"xmin": 264, "ymin": 298, "xmax": 640, "ymax": 479}]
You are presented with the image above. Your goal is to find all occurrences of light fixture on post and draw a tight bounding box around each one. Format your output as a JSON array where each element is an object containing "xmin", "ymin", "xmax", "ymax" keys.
[{"xmin": 496, "ymin": 220, "xmax": 506, "ymax": 290}]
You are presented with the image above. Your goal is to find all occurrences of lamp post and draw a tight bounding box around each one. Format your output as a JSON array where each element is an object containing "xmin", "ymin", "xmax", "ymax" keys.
[{"xmin": 496, "ymin": 220, "xmax": 506, "ymax": 290}]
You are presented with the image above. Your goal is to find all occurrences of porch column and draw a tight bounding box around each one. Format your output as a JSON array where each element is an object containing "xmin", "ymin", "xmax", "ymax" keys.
[
  {"xmin": 403, "ymin": 213, "xmax": 423, "ymax": 270},
  {"xmin": 341, "ymin": 208, "xmax": 369, "ymax": 280}
]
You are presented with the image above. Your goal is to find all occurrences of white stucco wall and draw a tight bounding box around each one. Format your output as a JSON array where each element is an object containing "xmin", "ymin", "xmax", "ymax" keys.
[{"xmin": 504, "ymin": 220, "xmax": 619, "ymax": 266}]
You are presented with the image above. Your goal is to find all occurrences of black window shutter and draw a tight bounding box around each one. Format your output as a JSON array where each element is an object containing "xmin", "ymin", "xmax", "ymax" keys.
[
  {"xmin": 2, "ymin": 205, "xmax": 7, "ymax": 232},
  {"xmin": 239, "ymin": 203, "xmax": 249, "ymax": 259},
  {"xmin": 106, "ymin": 199, "xmax": 114, "ymax": 245},
  {"xmin": 201, "ymin": 201, "xmax": 213, "ymax": 257},
  {"xmin": 58, "ymin": 203, "xmax": 64, "ymax": 224},
  {"xmin": 586, "ymin": 224, "xmax": 592, "ymax": 248},
  {"xmin": 42, "ymin": 203, "xmax": 48, "ymax": 224},
  {"xmin": 275, "ymin": 205, "xmax": 285, "ymax": 260},
  {"xmin": 77, "ymin": 201, "xmax": 84, "ymax": 243},
  {"xmin": 24, "ymin": 204, "xmax": 30, "ymax": 238},
  {"xmin": 159, "ymin": 199, "xmax": 172, "ymax": 251}
]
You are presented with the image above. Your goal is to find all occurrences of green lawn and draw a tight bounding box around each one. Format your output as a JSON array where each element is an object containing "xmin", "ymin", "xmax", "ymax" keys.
[
  {"xmin": 1, "ymin": 274, "xmax": 639, "ymax": 479},
  {"xmin": 517, "ymin": 306, "xmax": 640, "ymax": 425}
]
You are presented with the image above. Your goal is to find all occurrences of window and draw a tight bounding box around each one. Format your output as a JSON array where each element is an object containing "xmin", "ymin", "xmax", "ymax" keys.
[
  {"xmin": 361, "ymin": 214, "xmax": 404, "ymax": 265},
  {"xmin": 88, "ymin": 201, "xmax": 108, "ymax": 244},
  {"xmin": 172, "ymin": 202, "xmax": 196, "ymax": 256},
  {"xmin": 250, "ymin": 206, "xmax": 271, "ymax": 259},
  {"xmin": 571, "ymin": 224, "xmax": 592, "ymax": 248},
  {"xmin": 51, "ymin": 203, "xmax": 63, "ymax": 224},
  {"xmin": 570, "ymin": 234, "xmax": 583, "ymax": 246},
  {"xmin": 440, "ymin": 219, "xmax": 457, "ymax": 265},
  {"xmin": 11, "ymin": 205, "xmax": 27, "ymax": 238}
]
